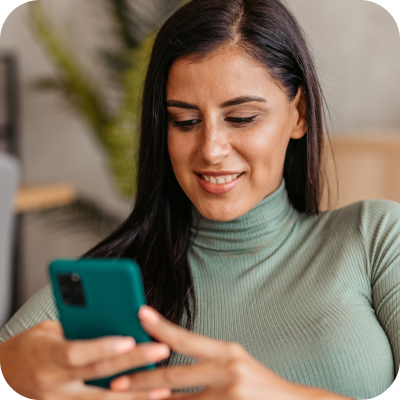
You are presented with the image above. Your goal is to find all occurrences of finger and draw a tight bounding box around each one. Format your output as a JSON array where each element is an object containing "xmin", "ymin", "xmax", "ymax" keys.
[
  {"xmin": 139, "ymin": 306, "xmax": 230, "ymax": 360},
  {"xmin": 53, "ymin": 336, "xmax": 137, "ymax": 367},
  {"xmin": 68, "ymin": 382, "xmax": 172, "ymax": 400},
  {"xmin": 170, "ymin": 388, "xmax": 226, "ymax": 400},
  {"xmin": 98, "ymin": 388, "xmax": 171, "ymax": 400},
  {"xmin": 111, "ymin": 377, "xmax": 171, "ymax": 399},
  {"xmin": 36, "ymin": 320, "xmax": 65, "ymax": 336},
  {"xmin": 119, "ymin": 362, "xmax": 229, "ymax": 391},
  {"xmin": 69, "ymin": 342, "xmax": 170, "ymax": 381}
]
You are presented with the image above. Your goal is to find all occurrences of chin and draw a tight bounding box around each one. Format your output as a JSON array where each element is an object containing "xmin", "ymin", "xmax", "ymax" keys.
[{"xmin": 196, "ymin": 201, "xmax": 241, "ymax": 222}]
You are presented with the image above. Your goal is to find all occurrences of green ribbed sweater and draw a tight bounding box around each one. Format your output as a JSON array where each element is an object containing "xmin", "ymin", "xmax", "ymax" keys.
[{"xmin": 1, "ymin": 181, "xmax": 400, "ymax": 399}]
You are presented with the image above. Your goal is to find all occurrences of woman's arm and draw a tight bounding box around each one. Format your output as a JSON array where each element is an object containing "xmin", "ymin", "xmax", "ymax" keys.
[
  {"xmin": 360, "ymin": 200, "xmax": 400, "ymax": 377},
  {"xmin": 0, "ymin": 285, "xmax": 57, "ymax": 344}
]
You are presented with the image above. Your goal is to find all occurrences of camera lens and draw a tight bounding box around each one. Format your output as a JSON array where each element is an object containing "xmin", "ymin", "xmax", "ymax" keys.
[{"xmin": 58, "ymin": 273, "xmax": 86, "ymax": 306}]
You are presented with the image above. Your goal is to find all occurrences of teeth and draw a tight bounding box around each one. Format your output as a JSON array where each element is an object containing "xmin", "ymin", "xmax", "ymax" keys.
[{"xmin": 201, "ymin": 174, "xmax": 242, "ymax": 185}]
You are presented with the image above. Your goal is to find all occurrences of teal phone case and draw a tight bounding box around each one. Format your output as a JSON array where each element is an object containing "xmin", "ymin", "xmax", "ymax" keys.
[{"xmin": 49, "ymin": 258, "xmax": 155, "ymax": 388}]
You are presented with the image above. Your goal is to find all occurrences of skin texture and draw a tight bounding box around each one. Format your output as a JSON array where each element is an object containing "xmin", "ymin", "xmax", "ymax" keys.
[{"xmin": 166, "ymin": 46, "xmax": 307, "ymax": 222}]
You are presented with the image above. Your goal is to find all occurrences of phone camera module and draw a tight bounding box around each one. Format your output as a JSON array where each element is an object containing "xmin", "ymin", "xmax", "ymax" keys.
[{"xmin": 58, "ymin": 273, "xmax": 86, "ymax": 306}]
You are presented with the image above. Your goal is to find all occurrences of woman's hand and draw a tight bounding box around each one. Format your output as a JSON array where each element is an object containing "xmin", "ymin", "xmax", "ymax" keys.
[
  {"xmin": 0, "ymin": 320, "xmax": 171, "ymax": 400},
  {"xmin": 111, "ymin": 306, "xmax": 350, "ymax": 400}
]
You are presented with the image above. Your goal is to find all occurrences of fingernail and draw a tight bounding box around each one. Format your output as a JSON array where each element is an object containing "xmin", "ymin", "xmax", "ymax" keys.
[
  {"xmin": 146, "ymin": 344, "xmax": 170, "ymax": 360},
  {"xmin": 139, "ymin": 306, "xmax": 159, "ymax": 325},
  {"xmin": 110, "ymin": 375, "xmax": 130, "ymax": 391},
  {"xmin": 149, "ymin": 387, "xmax": 171, "ymax": 400},
  {"xmin": 114, "ymin": 337, "xmax": 136, "ymax": 354}
]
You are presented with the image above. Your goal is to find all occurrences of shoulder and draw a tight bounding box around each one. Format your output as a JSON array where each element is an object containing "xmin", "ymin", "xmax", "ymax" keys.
[
  {"xmin": 298, "ymin": 200, "xmax": 365, "ymax": 239},
  {"xmin": 357, "ymin": 200, "xmax": 400, "ymax": 274},
  {"xmin": 328, "ymin": 199, "xmax": 400, "ymax": 244},
  {"xmin": 299, "ymin": 199, "xmax": 400, "ymax": 257},
  {"xmin": 358, "ymin": 199, "xmax": 400, "ymax": 232},
  {"xmin": 308, "ymin": 199, "xmax": 400, "ymax": 236},
  {"xmin": 319, "ymin": 200, "xmax": 400, "ymax": 276},
  {"xmin": 298, "ymin": 200, "xmax": 400, "ymax": 280}
]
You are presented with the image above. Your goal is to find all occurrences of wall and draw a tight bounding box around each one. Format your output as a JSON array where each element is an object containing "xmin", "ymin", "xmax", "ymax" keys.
[
  {"xmin": 0, "ymin": 0, "xmax": 399, "ymax": 304},
  {"xmin": 287, "ymin": 0, "xmax": 400, "ymax": 132}
]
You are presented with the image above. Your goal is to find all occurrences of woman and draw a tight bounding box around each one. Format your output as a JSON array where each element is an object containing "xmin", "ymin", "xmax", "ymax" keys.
[{"xmin": 0, "ymin": 0, "xmax": 399, "ymax": 399}]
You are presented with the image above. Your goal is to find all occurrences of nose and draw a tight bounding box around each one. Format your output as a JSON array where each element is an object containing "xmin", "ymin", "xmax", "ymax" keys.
[{"xmin": 197, "ymin": 122, "xmax": 232, "ymax": 165}]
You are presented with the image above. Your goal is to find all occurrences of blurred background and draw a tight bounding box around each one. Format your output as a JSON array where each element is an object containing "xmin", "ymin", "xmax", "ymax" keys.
[{"xmin": 0, "ymin": 0, "xmax": 400, "ymax": 328}]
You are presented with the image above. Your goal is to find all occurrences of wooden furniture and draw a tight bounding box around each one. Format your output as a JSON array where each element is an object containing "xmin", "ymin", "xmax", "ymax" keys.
[
  {"xmin": 322, "ymin": 133, "xmax": 400, "ymax": 210},
  {"xmin": 15, "ymin": 184, "xmax": 78, "ymax": 213}
]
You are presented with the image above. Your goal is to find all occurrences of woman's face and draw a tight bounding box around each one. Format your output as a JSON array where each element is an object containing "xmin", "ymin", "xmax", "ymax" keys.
[{"xmin": 167, "ymin": 46, "xmax": 307, "ymax": 222}]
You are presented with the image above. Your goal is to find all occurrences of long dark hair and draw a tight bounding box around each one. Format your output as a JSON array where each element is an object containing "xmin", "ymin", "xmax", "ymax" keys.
[{"xmin": 84, "ymin": 0, "xmax": 328, "ymax": 329}]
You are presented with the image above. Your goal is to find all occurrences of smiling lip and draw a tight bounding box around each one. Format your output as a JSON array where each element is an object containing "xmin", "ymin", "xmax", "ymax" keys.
[
  {"xmin": 195, "ymin": 172, "xmax": 245, "ymax": 195},
  {"xmin": 195, "ymin": 171, "xmax": 243, "ymax": 176}
]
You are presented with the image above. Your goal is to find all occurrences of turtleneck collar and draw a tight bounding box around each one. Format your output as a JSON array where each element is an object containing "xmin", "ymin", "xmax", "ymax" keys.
[{"xmin": 190, "ymin": 179, "xmax": 298, "ymax": 253}]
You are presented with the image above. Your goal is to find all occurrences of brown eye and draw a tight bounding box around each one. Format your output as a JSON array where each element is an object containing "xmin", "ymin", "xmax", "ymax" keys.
[
  {"xmin": 173, "ymin": 119, "xmax": 202, "ymax": 131},
  {"xmin": 225, "ymin": 116, "xmax": 257, "ymax": 127}
]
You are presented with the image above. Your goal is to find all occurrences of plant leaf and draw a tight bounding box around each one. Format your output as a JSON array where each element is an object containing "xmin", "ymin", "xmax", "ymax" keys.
[{"xmin": 30, "ymin": 2, "xmax": 111, "ymax": 136}]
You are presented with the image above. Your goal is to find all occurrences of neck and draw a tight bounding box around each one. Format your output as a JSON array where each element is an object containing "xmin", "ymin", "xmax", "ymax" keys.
[{"xmin": 190, "ymin": 180, "xmax": 298, "ymax": 252}]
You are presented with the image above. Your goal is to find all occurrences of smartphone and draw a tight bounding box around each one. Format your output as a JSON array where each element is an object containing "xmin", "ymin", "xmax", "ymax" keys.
[{"xmin": 49, "ymin": 258, "xmax": 155, "ymax": 388}]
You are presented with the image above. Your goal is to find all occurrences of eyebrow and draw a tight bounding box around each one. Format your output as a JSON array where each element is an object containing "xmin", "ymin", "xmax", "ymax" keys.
[{"xmin": 166, "ymin": 96, "xmax": 267, "ymax": 110}]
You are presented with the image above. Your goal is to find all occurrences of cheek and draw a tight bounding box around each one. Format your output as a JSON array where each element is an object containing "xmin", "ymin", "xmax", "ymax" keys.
[
  {"xmin": 167, "ymin": 133, "xmax": 197, "ymax": 178},
  {"xmin": 240, "ymin": 121, "xmax": 290, "ymax": 176}
]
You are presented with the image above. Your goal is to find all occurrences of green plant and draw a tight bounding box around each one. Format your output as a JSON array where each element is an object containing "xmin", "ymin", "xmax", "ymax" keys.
[
  {"xmin": 29, "ymin": 0, "xmax": 183, "ymax": 197},
  {"xmin": 27, "ymin": 0, "xmax": 185, "ymax": 236}
]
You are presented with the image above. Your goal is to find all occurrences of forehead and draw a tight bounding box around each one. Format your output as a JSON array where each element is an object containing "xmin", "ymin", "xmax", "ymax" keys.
[{"xmin": 166, "ymin": 46, "xmax": 278, "ymax": 102}]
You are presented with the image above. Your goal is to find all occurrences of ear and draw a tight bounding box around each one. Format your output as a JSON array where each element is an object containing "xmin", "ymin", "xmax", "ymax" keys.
[{"xmin": 290, "ymin": 87, "xmax": 307, "ymax": 140}]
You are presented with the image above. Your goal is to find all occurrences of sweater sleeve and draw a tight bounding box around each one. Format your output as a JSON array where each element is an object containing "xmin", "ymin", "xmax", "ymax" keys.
[
  {"xmin": 360, "ymin": 200, "xmax": 400, "ymax": 378},
  {"xmin": 0, "ymin": 284, "xmax": 58, "ymax": 344}
]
